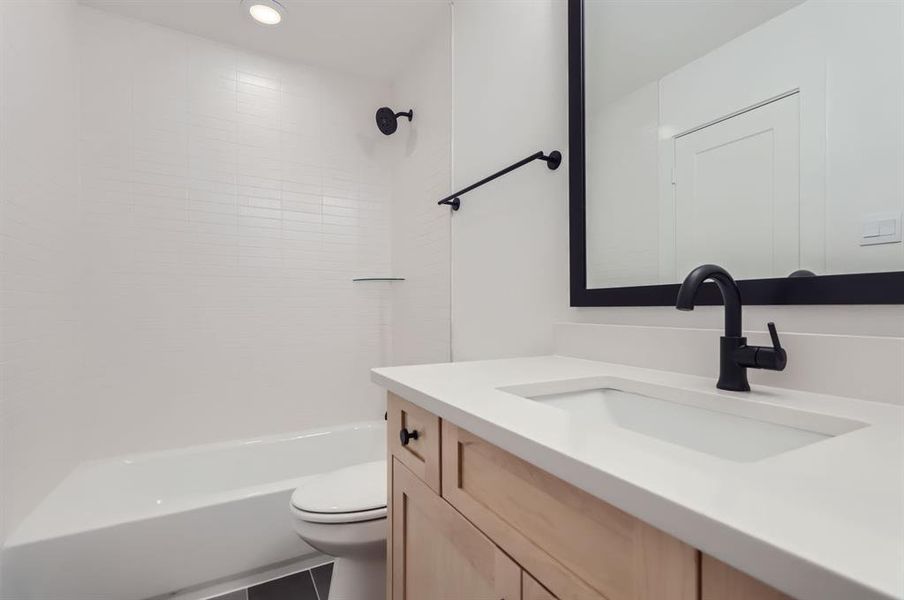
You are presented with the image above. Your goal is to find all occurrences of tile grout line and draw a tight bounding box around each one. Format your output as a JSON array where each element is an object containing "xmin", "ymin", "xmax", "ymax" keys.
[{"xmin": 309, "ymin": 569, "xmax": 322, "ymax": 600}]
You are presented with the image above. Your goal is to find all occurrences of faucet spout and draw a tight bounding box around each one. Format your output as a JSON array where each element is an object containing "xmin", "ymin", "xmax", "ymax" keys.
[{"xmin": 675, "ymin": 264, "xmax": 742, "ymax": 337}]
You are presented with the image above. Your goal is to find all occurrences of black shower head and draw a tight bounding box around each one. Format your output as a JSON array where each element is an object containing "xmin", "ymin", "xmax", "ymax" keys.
[{"xmin": 375, "ymin": 107, "xmax": 413, "ymax": 135}]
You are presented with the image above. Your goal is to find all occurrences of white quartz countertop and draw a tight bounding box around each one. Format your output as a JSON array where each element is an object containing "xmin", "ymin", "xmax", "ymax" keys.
[{"xmin": 372, "ymin": 356, "xmax": 904, "ymax": 600}]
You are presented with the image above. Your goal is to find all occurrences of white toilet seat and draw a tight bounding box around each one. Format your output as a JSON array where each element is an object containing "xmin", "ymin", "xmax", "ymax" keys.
[
  {"xmin": 291, "ymin": 459, "xmax": 387, "ymax": 524},
  {"xmin": 291, "ymin": 504, "xmax": 387, "ymax": 524}
]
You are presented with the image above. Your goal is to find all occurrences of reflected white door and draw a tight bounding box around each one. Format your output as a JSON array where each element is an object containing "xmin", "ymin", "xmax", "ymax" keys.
[{"xmin": 673, "ymin": 93, "xmax": 800, "ymax": 280}]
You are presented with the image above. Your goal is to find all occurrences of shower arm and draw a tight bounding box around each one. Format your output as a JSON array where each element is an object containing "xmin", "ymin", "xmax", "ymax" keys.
[{"xmin": 437, "ymin": 149, "xmax": 562, "ymax": 211}]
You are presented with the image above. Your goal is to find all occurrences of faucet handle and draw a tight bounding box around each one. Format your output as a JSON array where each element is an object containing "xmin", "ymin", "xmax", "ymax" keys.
[
  {"xmin": 758, "ymin": 322, "xmax": 788, "ymax": 371},
  {"xmin": 734, "ymin": 322, "xmax": 788, "ymax": 372},
  {"xmin": 767, "ymin": 322, "xmax": 782, "ymax": 351}
]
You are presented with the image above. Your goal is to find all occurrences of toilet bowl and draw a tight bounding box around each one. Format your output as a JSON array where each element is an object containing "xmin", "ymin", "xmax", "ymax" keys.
[{"xmin": 290, "ymin": 459, "xmax": 387, "ymax": 600}]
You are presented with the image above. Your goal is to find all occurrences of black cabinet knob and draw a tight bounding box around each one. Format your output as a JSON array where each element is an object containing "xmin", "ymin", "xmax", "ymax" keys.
[{"xmin": 399, "ymin": 428, "xmax": 419, "ymax": 446}]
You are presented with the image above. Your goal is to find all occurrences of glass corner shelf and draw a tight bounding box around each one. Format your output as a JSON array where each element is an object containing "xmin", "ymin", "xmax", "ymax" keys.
[{"xmin": 352, "ymin": 277, "xmax": 406, "ymax": 282}]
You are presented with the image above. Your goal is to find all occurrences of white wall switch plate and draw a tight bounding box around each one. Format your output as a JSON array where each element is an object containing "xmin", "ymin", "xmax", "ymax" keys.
[{"xmin": 860, "ymin": 212, "xmax": 902, "ymax": 246}]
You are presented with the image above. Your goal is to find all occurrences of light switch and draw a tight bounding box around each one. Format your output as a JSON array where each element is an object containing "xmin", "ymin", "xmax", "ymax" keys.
[
  {"xmin": 862, "ymin": 221, "xmax": 880, "ymax": 238},
  {"xmin": 878, "ymin": 219, "xmax": 896, "ymax": 236},
  {"xmin": 861, "ymin": 212, "xmax": 902, "ymax": 246}
]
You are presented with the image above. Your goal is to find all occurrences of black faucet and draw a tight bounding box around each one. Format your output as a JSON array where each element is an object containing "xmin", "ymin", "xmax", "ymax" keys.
[{"xmin": 676, "ymin": 264, "xmax": 787, "ymax": 391}]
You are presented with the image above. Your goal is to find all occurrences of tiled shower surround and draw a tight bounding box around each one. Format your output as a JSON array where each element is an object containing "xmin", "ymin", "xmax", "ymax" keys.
[
  {"xmin": 76, "ymin": 8, "xmax": 393, "ymax": 451},
  {"xmin": 1, "ymin": 0, "xmax": 450, "ymax": 541}
]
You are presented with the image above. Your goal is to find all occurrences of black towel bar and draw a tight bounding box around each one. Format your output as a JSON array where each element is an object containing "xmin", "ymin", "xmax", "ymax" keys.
[{"xmin": 437, "ymin": 149, "xmax": 562, "ymax": 211}]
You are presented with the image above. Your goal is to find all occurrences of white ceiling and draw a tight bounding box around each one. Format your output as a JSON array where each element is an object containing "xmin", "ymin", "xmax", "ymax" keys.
[
  {"xmin": 586, "ymin": 0, "xmax": 804, "ymax": 105},
  {"xmin": 80, "ymin": 0, "xmax": 450, "ymax": 81},
  {"xmin": 82, "ymin": 0, "xmax": 804, "ymax": 96}
]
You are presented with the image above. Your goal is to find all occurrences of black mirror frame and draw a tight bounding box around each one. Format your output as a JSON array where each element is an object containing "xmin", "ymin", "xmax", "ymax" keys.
[{"xmin": 567, "ymin": 0, "xmax": 904, "ymax": 307}]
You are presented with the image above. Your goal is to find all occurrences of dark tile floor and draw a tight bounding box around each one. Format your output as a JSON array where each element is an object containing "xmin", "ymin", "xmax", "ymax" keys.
[
  {"xmin": 311, "ymin": 563, "xmax": 333, "ymax": 598},
  {"xmin": 212, "ymin": 562, "xmax": 333, "ymax": 600},
  {"xmin": 247, "ymin": 570, "xmax": 317, "ymax": 600}
]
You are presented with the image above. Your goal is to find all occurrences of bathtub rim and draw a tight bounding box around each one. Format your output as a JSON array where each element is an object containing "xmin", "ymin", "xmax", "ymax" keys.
[{"xmin": 5, "ymin": 419, "xmax": 386, "ymax": 548}]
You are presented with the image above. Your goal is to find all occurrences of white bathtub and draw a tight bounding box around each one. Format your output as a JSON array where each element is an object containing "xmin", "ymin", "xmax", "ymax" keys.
[{"xmin": 1, "ymin": 420, "xmax": 385, "ymax": 600}]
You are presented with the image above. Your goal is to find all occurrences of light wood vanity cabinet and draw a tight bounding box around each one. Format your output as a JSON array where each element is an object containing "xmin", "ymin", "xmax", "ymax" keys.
[
  {"xmin": 524, "ymin": 573, "xmax": 558, "ymax": 600},
  {"xmin": 387, "ymin": 393, "xmax": 792, "ymax": 600}
]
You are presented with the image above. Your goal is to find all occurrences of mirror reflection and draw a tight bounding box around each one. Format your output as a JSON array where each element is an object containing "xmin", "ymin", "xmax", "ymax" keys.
[{"xmin": 584, "ymin": 0, "xmax": 904, "ymax": 289}]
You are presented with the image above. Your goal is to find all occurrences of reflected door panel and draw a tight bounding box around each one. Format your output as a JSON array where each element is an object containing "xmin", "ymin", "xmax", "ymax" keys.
[{"xmin": 673, "ymin": 94, "xmax": 801, "ymax": 280}]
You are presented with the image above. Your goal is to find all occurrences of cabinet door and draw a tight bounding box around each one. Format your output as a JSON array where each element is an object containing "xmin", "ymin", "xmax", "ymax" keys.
[
  {"xmin": 524, "ymin": 573, "xmax": 557, "ymax": 600},
  {"xmin": 391, "ymin": 458, "xmax": 522, "ymax": 600},
  {"xmin": 702, "ymin": 555, "xmax": 793, "ymax": 600}
]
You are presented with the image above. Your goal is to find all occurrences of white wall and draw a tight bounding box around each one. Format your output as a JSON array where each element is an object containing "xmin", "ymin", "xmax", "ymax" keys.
[
  {"xmin": 821, "ymin": 0, "xmax": 904, "ymax": 274},
  {"xmin": 585, "ymin": 81, "xmax": 660, "ymax": 288},
  {"xmin": 451, "ymin": 0, "xmax": 570, "ymax": 360},
  {"xmin": 451, "ymin": 0, "xmax": 904, "ymax": 365},
  {"xmin": 389, "ymin": 24, "xmax": 453, "ymax": 366},
  {"xmin": 0, "ymin": 0, "xmax": 82, "ymax": 542}
]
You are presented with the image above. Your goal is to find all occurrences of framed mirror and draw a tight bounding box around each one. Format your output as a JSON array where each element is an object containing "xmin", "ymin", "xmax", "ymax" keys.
[{"xmin": 569, "ymin": 0, "xmax": 904, "ymax": 306}]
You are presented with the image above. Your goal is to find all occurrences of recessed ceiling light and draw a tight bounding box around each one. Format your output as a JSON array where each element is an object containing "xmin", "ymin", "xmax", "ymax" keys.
[{"xmin": 241, "ymin": 0, "xmax": 285, "ymax": 26}]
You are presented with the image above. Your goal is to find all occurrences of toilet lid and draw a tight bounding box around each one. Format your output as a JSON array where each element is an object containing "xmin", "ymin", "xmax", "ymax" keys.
[{"xmin": 291, "ymin": 459, "xmax": 387, "ymax": 514}]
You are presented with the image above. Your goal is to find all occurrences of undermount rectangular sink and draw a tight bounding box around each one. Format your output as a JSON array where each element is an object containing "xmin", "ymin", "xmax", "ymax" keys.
[{"xmin": 500, "ymin": 378, "xmax": 867, "ymax": 462}]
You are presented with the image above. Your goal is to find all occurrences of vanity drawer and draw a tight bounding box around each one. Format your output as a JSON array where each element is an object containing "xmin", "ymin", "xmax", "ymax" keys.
[
  {"xmin": 387, "ymin": 393, "xmax": 441, "ymax": 493},
  {"xmin": 442, "ymin": 421, "xmax": 698, "ymax": 600}
]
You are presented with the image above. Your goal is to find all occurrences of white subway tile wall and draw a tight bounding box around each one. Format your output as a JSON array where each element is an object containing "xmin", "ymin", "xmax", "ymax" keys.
[
  {"xmin": 390, "ymin": 27, "xmax": 452, "ymax": 366},
  {"xmin": 2, "ymin": 4, "xmax": 452, "ymax": 538},
  {"xmin": 75, "ymin": 9, "xmax": 393, "ymax": 459}
]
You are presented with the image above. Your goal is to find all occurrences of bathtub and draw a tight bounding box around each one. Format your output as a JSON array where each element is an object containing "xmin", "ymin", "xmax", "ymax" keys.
[{"xmin": 1, "ymin": 420, "xmax": 385, "ymax": 600}]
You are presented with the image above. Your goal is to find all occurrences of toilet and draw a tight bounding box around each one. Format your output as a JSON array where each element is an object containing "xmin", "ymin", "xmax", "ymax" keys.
[{"xmin": 290, "ymin": 459, "xmax": 387, "ymax": 600}]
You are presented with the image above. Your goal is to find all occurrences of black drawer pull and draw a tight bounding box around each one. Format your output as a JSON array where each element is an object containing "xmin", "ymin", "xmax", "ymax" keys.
[{"xmin": 399, "ymin": 428, "xmax": 419, "ymax": 446}]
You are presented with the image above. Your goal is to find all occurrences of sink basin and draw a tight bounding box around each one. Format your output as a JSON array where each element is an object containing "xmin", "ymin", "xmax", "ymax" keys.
[{"xmin": 501, "ymin": 378, "xmax": 867, "ymax": 462}]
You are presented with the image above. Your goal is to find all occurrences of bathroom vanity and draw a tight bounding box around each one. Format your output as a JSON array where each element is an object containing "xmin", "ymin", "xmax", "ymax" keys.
[
  {"xmin": 374, "ymin": 357, "xmax": 904, "ymax": 600},
  {"xmin": 386, "ymin": 393, "xmax": 704, "ymax": 600}
]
